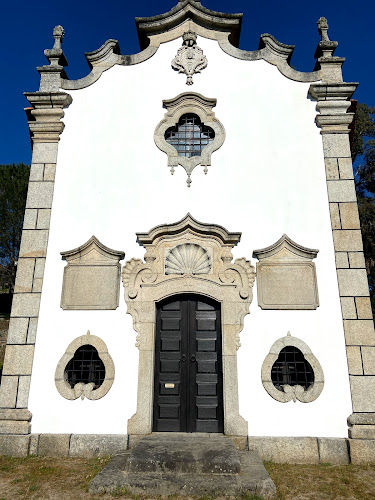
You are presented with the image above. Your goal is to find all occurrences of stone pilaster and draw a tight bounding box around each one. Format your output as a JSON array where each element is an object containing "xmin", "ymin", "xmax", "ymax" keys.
[
  {"xmin": 310, "ymin": 18, "xmax": 375, "ymax": 462},
  {"xmin": 0, "ymin": 27, "xmax": 71, "ymax": 446}
]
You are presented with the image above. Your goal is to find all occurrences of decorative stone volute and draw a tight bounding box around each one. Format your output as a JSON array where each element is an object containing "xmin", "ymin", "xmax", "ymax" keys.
[{"xmin": 121, "ymin": 214, "xmax": 255, "ymax": 436}]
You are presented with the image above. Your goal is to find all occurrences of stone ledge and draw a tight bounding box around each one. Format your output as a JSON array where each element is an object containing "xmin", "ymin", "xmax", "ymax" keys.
[
  {"xmin": 0, "ymin": 409, "xmax": 32, "ymax": 421},
  {"xmin": 348, "ymin": 412, "xmax": 375, "ymax": 425},
  {"xmin": 248, "ymin": 436, "xmax": 350, "ymax": 465},
  {"xmin": 349, "ymin": 438, "xmax": 375, "ymax": 464},
  {"xmin": 0, "ymin": 435, "xmax": 30, "ymax": 457},
  {"xmin": 248, "ymin": 436, "xmax": 320, "ymax": 464},
  {"xmin": 69, "ymin": 434, "xmax": 129, "ymax": 458},
  {"xmin": 0, "ymin": 434, "xmax": 353, "ymax": 464}
]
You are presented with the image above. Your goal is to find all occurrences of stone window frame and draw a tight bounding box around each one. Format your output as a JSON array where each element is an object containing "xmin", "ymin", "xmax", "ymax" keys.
[
  {"xmin": 121, "ymin": 213, "xmax": 255, "ymax": 437},
  {"xmin": 261, "ymin": 332, "xmax": 324, "ymax": 403},
  {"xmin": 55, "ymin": 331, "xmax": 115, "ymax": 400},
  {"xmin": 154, "ymin": 92, "xmax": 225, "ymax": 186}
]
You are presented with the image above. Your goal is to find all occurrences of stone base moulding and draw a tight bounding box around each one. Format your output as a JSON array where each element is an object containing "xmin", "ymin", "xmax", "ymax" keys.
[{"xmin": 0, "ymin": 434, "xmax": 373, "ymax": 463}]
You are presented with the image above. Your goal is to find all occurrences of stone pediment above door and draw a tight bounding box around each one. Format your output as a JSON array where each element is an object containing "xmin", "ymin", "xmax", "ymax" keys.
[
  {"xmin": 122, "ymin": 213, "xmax": 255, "ymax": 308},
  {"xmin": 121, "ymin": 213, "xmax": 256, "ymax": 437}
]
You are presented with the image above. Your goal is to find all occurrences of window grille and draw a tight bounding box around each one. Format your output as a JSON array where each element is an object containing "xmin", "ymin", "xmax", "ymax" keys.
[
  {"xmin": 65, "ymin": 344, "xmax": 105, "ymax": 389},
  {"xmin": 165, "ymin": 113, "xmax": 215, "ymax": 158},
  {"xmin": 271, "ymin": 346, "xmax": 314, "ymax": 391}
]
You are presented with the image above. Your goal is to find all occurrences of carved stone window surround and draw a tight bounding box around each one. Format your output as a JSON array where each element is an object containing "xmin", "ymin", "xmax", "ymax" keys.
[
  {"xmin": 55, "ymin": 331, "xmax": 115, "ymax": 401},
  {"xmin": 154, "ymin": 92, "xmax": 225, "ymax": 186},
  {"xmin": 121, "ymin": 214, "xmax": 255, "ymax": 436},
  {"xmin": 261, "ymin": 333, "xmax": 324, "ymax": 403}
]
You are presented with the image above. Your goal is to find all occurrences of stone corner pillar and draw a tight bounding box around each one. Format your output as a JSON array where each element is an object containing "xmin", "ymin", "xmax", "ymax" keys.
[
  {"xmin": 0, "ymin": 26, "xmax": 72, "ymax": 454},
  {"xmin": 309, "ymin": 17, "xmax": 375, "ymax": 464}
]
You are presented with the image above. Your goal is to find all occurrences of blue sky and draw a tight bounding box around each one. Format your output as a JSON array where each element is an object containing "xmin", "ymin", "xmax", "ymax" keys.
[{"xmin": 0, "ymin": 0, "xmax": 373, "ymax": 165}]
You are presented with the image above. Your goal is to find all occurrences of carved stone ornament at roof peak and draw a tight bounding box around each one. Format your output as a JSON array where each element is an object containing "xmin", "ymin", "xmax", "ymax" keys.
[
  {"xmin": 317, "ymin": 17, "xmax": 330, "ymax": 42},
  {"xmin": 172, "ymin": 31, "xmax": 207, "ymax": 85},
  {"xmin": 43, "ymin": 25, "xmax": 68, "ymax": 68}
]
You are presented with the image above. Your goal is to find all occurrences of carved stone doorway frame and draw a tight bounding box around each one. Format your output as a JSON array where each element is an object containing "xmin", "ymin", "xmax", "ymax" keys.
[{"xmin": 121, "ymin": 214, "xmax": 255, "ymax": 436}]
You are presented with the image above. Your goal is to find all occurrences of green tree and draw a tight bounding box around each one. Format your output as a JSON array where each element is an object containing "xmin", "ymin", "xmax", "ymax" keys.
[
  {"xmin": 0, "ymin": 163, "xmax": 30, "ymax": 292},
  {"xmin": 352, "ymin": 103, "xmax": 375, "ymax": 314}
]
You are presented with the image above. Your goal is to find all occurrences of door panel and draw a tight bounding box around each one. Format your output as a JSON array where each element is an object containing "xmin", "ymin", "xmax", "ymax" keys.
[{"xmin": 153, "ymin": 295, "xmax": 223, "ymax": 433}]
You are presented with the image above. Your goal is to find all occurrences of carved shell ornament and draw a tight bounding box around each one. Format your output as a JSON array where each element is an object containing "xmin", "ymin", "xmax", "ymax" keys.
[
  {"xmin": 172, "ymin": 31, "xmax": 208, "ymax": 85},
  {"xmin": 165, "ymin": 243, "xmax": 211, "ymax": 275}
]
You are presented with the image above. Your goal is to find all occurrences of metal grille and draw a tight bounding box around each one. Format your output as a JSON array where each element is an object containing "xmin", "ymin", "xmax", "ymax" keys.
[
  {"xmin": 65, "ymin": 345, "xmax": 105, "ymax": 389},
  {"xmin": 271, "ymin": 346, "xmax": 314, "ymax": 391},
  {"xmin": 165, "ymin": 113, "xmax": 215, "ymax": 158}
]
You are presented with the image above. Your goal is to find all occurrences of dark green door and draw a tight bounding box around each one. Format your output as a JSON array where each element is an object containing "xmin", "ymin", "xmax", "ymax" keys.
[{"xmin": 153, "ymin": 295, "xmax": 223, "ymax": 432}]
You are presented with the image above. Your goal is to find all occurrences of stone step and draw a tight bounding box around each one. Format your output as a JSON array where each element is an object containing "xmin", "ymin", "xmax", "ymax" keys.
[
  {"xmin": 89, "ymin": 434, "xmax": 276, "ymax": 498},
  {"xmin": 125, "ymin": 433, "xmax": 240, "ymax": 474}
]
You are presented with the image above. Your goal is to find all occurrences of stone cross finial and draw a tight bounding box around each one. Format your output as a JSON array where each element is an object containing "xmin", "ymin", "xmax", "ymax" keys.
[{"xmin": 317, "ymin": 17, "xmax": 330, "ymax": 42}]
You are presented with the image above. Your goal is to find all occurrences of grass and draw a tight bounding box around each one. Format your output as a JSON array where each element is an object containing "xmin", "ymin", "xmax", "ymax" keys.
[{"xmin": 0, "ymin": 455, "xmax": 375, "ymax": 499}]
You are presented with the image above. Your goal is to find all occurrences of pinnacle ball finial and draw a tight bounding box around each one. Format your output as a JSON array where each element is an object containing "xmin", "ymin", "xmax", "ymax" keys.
[
  {"xmin": 317, "ymin": 17, "xmax": 330, "ymax": 42},
  {"xmin": 52, "ymin": 25, "xmax": 65, "ymax": 50}
]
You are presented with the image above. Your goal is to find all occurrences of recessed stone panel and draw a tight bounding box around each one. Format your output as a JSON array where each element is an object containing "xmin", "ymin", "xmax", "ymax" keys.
[
  {"xmin": 253, "ymin": 235, "xmax": 319, "ymax": 310},
  {"xmin": 256, "ymin": 263, "xmax": 318, "ymax": 309}
]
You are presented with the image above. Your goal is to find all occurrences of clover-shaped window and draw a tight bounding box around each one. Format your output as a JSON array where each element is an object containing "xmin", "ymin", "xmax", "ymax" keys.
[
  {"xmin": 261, "ymin": 332, "xmax": 324, "ymax": 403},
  {"xmin": 165, "ymin": 114, "xmax": 215, "ymax": 158},
  {"xmin": 65, "ymin": 345, "xmax": 105, "ymax": 389},
  {"xmin": 55, "ymin": 331, "xmax": 115, "ymax": 400},
  {"xmin": 271, "ymin": 346, "xmax": 314, "ymax": 392}
]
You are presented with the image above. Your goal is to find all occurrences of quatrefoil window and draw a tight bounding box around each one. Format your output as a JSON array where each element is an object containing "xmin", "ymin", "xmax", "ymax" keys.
[
  {"xmin": 165, "ymin": 114, "xmax": 215, "ymax": 158},
  {"xmin": 154, "ymin": 92, "xmax": 225, "ymax": 187}
]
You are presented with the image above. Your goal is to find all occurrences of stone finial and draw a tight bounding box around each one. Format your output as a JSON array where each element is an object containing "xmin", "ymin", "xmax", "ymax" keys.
[
  {"xmin": 43, "ymin": 24, "xmax": 68, "ymax": 68},
  {"xmin": 317, "ymin": 17, "xmax": 330, "ymax": 42},
  {"xmin": 52, "ymin": 25, "xmax": 65, "ymax": 50}
]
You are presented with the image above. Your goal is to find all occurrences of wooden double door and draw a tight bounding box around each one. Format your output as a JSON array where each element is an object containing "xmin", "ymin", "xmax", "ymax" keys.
[{"xmin": 153, "ymin": 295, "xmax": 224, "ymax": 433}]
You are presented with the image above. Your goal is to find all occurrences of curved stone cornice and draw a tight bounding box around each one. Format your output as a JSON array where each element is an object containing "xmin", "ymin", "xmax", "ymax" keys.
[
  {"xmin": 136, "ymin": 213, "xmax": 241, "ymax": 247},
  {"xmin": 58, "ymin": 4, "xmax": 322, "ymax": 91},
  {"xmin": 218, "ymin": 33, "xmax": 320, "ymax": 83},
  {"xmin": 253, "ymin": 234, "xmax": 319, "ymax": 261},
  {"xmin": 61, "ymin": 235, "xmax": 125, "ymax": 263},
  {"xmin": 61, "ymin": 40, "xmax": 157, "ymax": 90},
  {"xmin": 135, "ymin": 0, "xmax": 242, "ymax": 50}
]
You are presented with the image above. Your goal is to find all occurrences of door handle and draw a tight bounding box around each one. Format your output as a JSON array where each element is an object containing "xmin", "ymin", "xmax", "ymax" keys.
[
  {"xmin": 190, "ymin": 355, "xmax": 196, "ymax": 362},
  {"xmin": 181, "ymin": 354, "xmax": 187, "ymax": 362}
]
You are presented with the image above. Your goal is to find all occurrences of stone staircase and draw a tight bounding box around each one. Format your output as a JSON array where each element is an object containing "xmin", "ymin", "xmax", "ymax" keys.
[{"xmin": 89, "ymin": 433, "xmax": 276, "ymax": 498}]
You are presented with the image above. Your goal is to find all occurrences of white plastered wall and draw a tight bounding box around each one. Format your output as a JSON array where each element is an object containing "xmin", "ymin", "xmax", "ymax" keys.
[{"xmin": 28, "ymin": 36, "xmax": 352, "ymax": 436}]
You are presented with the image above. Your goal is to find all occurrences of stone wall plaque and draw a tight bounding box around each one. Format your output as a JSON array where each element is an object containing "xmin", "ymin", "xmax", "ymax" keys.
[
  {"xmin": 253, "ymin": 234, "xmax": 319, "ymax": 310},
  {"xmin": 60, "ymin": 236, "xmax": 125, "ymax": 310}
]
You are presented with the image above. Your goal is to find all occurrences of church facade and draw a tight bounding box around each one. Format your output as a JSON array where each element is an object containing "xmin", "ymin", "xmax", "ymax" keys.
[{"xmin": 0, "ymin": 0, "xmax": 374, "ymax": 463}]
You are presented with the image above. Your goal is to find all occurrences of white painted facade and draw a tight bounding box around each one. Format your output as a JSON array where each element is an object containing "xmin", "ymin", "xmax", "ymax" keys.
[{"xmin": 28, "ymin": 33, "xmax": 352, "ymax": 437}]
